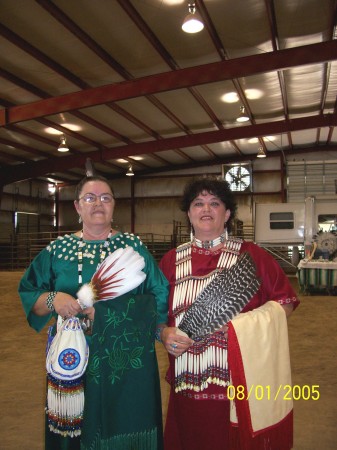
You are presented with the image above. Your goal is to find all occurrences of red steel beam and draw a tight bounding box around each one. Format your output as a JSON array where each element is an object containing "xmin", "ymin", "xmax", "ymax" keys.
[
  {"xmin": 1, "ymin": 114, "xmax": 336, "ymax": 186},
  {"xmin": 0, "ymin": 41, "xmax": 337, "ymax": 126}
]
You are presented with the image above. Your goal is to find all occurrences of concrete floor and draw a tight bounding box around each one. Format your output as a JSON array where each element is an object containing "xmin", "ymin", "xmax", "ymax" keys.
[{"xmin": 0, "ymin": 272, "xmax": 336, "ymax": 450}]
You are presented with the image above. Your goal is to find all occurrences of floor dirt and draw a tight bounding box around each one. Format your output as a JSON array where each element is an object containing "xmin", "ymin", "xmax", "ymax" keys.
[{"xmin": 0, "ymin": 272, "xmax": 336, "ymax": 450}]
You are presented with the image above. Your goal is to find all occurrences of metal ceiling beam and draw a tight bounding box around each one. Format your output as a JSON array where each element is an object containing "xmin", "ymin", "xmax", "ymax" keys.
[
  {"xmin": 2, "ymin": 113, "xmax": 336, "ymax": 186},
  {"xmin": 0, "ymin": 22, "xmax": 89, "ymax": 90},
  {"xmin": 1, "ymin": 41, "xmax": 336, "ymax": 126},
  {"xmin": 116, "ymin": 143, "xmax": 337, "ymax": 179},
  {"xmin": 36, "ymin": 0, "xmax": 133, "ymax": 80},
  {"xmin": 38, "ymin": 0, "xmax": 205, "ymax": 155}
]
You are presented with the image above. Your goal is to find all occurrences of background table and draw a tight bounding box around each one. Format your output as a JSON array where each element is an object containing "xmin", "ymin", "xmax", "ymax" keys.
[{"xmin": 297, "ymin": 259, "xmax": 337, "ymax": 294}]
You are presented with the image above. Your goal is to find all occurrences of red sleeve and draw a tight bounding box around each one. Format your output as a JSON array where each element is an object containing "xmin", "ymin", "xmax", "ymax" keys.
[
  {"xmin": 240, "ymin": 242, "xmax": 300, "ymax": 312},
  {"xmin": 159, "ymin": 248, "xmax": 177, "ymax": 283}
]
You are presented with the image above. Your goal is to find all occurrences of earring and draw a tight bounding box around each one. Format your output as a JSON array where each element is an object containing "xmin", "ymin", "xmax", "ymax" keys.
[
  {"xmin": 190, "ymin": 224, "xmax": 194, "ymax": 242},
  {"xmin": 78, "ymin": 215, "xmax": 82, "ymax": 223},
  {"xmin": 224, "ymin": 223, "xmax": 228, "ymax": 240},
  {"xmin": 111, "ymin": 218, "xmax": 114, "ymax": 223}
]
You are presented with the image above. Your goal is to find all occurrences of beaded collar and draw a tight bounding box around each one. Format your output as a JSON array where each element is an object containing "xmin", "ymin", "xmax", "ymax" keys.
[
  {"xmin": 77, "ymin": 229, "xmax": 112, "ymax": 285},
  {"xmin": 193, "ymin": 231, "xmax": 227, "ymax": 249}
]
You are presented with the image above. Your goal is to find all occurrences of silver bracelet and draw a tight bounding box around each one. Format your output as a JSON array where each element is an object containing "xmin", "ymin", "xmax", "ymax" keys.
[
  {"xmin": 46, "ymin": 291, "xmax": 57, "ymax": 311},
  {"xmin": 155, "ymin": 326, "xmax": 165, "ymax": 342}
]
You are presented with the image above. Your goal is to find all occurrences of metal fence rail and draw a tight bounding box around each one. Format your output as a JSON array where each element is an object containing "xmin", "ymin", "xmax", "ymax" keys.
[
  {"xmin": 0, "ymin": 231, "xmax": 174, "ymax": 270},
  {"xmin": 2, "ymin": 225, "xmax": 299, "ymax": 275}
]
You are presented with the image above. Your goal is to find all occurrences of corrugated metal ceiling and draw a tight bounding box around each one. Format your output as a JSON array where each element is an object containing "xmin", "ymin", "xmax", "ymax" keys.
[{"xmin": 0, "ymin": 0, "xmax": 336, "ymax": 187}]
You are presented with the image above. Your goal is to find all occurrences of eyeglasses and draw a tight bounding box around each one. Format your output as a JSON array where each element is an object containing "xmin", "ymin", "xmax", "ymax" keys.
[{"xmin": 79, "ymin": 193, "xmax": 114, "ymax": 203}]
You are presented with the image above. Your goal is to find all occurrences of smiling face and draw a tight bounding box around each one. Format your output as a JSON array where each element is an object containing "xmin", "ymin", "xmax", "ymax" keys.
[
  {"xmin": 74, "ymin": 180, "xmax": 115, "ymax": 232},
  {"xmin": 187, "ymin": 191, "xmax": 231, "ymax": 241}
]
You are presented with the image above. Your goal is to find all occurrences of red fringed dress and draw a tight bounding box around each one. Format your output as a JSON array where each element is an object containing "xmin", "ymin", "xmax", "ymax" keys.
[{"xmin": 159, "ymin": 238, "xmax": 299, "ymax": 450}]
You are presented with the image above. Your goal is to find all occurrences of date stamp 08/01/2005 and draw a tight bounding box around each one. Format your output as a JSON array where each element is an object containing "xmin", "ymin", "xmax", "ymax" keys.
[{"xmin": 227, "ymin": 385, "xmax": 320, "ymax": 401}]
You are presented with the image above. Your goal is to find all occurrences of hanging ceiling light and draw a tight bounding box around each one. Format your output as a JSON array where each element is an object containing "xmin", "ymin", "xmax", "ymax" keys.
[
  {"xmin": 182, "ymin": 2, "xmax": 204, "ymax": 33},
  {"xmin": 58, "ymin": 134, "xmax": 69, "ymax": 152},
  {"xmin": 48, "ymin": 183, "xmax": 56, "ymax": 194},
  {"xmin": 257, "ymin": 146, "xmax": 266, "ymax": 158},
  {"xmin": 126, "ymin": 165, "xmax": 134, "ymax": 176},
  {"xmin": 236, "ymin": 106, "xmax": 250, "ymax": 122}
]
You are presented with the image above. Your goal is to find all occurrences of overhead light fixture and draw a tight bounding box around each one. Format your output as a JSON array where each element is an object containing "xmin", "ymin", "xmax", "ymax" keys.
[
  {"xmin": 182, "ymin": 2, "xmax": 204, "ymax": 33},
  {"xmin": 126, "ymin": 165, "xmax": 134, "ymax": 177},
  {"xmin": 48, "ymin": 183, "xmax": 56, "ymax": 194},
  {"xmin": 257, "ymin": 146, "xmax": 266, "ymax": 158},
  {"xmin": 58, "ymin": 134, "xmax": 69, "ymax": 152},
  {"xmin": 236, "ymin": 106, "xmax": 250, "ymax": 122}
]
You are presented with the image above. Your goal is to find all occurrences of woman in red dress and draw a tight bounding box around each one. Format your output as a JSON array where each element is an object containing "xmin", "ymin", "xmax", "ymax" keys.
[{"xmin": 158, "ymin": 178, "xmax": 299, "ymax": 450}]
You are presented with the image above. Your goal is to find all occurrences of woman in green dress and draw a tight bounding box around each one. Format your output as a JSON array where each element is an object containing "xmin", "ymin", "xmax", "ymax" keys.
[{"xmin": 18, "ymin": 175, "xmax": 169, "ymax": 450}]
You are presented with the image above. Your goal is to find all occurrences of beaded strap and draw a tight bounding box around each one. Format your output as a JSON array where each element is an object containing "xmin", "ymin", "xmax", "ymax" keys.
[{"xmin": 46, "ymin": 291, "xmax": 57, "ymax": 311}]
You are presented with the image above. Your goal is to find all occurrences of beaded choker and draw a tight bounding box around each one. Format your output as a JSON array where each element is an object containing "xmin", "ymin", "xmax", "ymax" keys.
[
  {"xmin": 77, "ymin": 229, "xmax": 112, "ymax": 285},
  {"xmin": 193, "ymin": 231, "xmax": 227, "ymax": 249}
]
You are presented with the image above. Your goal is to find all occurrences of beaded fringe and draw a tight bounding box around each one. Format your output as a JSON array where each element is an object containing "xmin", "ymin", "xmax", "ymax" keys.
[
  {"xmin": 82, "ymin": 427, "xmax": 158, "ymax": 450},
  {"xmin": 46, "ymin": 374, "xmax": 84, "ymax": 437},
  {"xmin": 174, "ymin": 339, "xmax": 229, "ymax": 393},
  {"xmin": 173, "ymin": 238, "xmax": 242, "ymax": 393}
]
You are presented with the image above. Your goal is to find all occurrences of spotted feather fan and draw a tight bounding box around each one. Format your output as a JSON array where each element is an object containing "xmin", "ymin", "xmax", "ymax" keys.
[{"xmin": 177, "ymin": 252, "xmax": 260, "ymax": 340}]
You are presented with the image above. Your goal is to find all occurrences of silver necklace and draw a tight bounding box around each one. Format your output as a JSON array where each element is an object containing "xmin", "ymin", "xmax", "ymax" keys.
[{"xmin": 193, "ymin": 231, "xmax": 227, "ymax": 249}]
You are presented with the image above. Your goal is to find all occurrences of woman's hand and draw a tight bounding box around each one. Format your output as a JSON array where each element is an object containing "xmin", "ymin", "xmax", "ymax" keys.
[
  {"xmin": 33, "ymin": 292, "xmax": 82, "ymax": 317},
  {"xmin": 53, "ymin": 293, "xmax": 82, "ymax": 318},
  {"xmin": 161, "ymin": 327, "xmax": 194, "ymax": 358},
  {"xmin": 281, "ymin": 303, "xmax": 294, "ymax": 318},
  {"xmin": 82, "ymin": 306, "xmax": 95, "ymax": 321},
  {"xmin": 217, "ymin": 324, "xmax": 228, "ymax": 339}
]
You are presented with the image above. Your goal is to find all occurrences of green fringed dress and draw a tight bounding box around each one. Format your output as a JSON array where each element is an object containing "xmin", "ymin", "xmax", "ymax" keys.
[
  {"xmin": 18, "ymin": 232, "xmax": 169, "ymax": 450},
  {"xmin": 81, "ymin": 293, "xmax": 163, "ymax": 450}
]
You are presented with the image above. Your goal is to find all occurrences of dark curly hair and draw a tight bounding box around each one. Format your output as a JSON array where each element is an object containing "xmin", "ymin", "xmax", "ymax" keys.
[
  {"xmin": 181, "ymin": 178, "xmax": 237, "ymax": 232},
  {"xmin": 74, "ymin": 176, "xmax": 115, "ymax": 201}
]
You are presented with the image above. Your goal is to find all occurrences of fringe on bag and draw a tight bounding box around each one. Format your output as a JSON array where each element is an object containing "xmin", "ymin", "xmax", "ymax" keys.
[
  {"xmin": 46, "ymin": 373, "xmax": 84, "ymax": 437},
  {"xmin": 45, "ymin": 317, "xmax": 89, "ymax": 437}
]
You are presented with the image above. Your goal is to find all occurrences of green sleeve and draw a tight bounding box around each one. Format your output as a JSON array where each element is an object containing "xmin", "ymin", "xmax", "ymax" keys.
[
  {"xmin": 18, "ymin": 248, "xmax": 55, "ymax": 332},
  {"xmin": 137, "ymin": 242, "xmax": 169, "ymax": 325}
]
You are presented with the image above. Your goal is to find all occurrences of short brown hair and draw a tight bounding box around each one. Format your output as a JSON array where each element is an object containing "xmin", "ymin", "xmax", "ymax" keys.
[{"xmin": 74, "ymin": 176, "xmax": 114, "ymax": 201}]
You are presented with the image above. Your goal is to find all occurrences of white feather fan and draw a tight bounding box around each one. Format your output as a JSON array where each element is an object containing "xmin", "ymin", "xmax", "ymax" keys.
[{"xmin": 77, "ymin": 246, "xmax": 146, "ymax": 308}]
